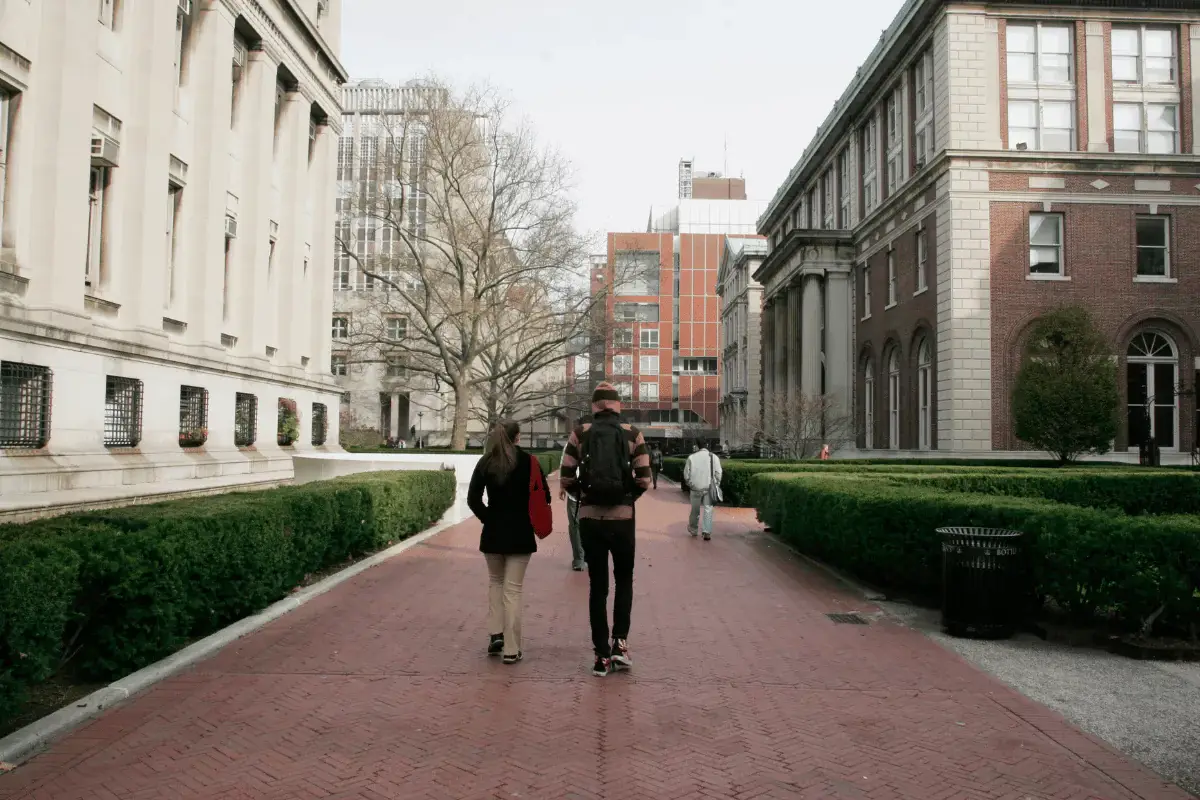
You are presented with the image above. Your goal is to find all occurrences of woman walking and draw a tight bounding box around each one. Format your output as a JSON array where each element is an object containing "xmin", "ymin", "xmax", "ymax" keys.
[{"xmin": 467, "ymin": 420, "xmax": 550, "ymax": 664}]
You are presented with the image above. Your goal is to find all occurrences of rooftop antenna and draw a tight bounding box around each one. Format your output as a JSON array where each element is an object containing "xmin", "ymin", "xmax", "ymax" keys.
[{"xmin": 723, "ymin": 134, "xmax": 728, "ymax": 177}]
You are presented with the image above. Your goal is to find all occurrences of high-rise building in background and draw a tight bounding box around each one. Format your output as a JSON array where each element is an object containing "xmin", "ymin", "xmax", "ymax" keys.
[
  {"xmin": 582, "ymin": 164, "xmax": 765, "ymax": 448},
  {"xmin": 0, "ymin": 0, "xmax": 346, "ymax": 516}
]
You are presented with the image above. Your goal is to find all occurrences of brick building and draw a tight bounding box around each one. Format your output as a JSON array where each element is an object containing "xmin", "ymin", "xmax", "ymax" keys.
[
  {"xmin": 756, "ymin": 0, "xmax": 1200, "ymax": 461},
  {"xmin": 587, "ymin": 169, "xmax": 766, "ymax": 448}
]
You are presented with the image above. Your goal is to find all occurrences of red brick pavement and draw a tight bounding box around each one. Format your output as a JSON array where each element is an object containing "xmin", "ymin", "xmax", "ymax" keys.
[{"xmin": 0, "ymin": 486, "xmax": 1192, "ymax": 800}]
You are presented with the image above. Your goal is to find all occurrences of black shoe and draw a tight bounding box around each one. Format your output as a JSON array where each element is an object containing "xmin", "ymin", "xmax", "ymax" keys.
[
  {"xmin": 503, "ymin": 651, "xmax": 523, "ymax": 665},
  {"xmin": 488, "ymin": 634, "xmax": 504, "ymax": 657},
  {"xmin": 592, "ymin": 656, "xmax": 611, "ymax": 677},
  {"xmin": 611, "ymin": 639, "xmax": 632, "ymax": 670}
]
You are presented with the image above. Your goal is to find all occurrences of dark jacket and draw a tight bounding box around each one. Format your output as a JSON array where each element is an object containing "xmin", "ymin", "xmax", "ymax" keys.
[{"xmin": 468, "ymin": 448, "xmax": 549, "ymax": 555}]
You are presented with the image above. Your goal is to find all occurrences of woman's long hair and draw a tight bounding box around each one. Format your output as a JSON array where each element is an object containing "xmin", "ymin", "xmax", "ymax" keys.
[{"xmin": 481, "ymin": 420, "xmax": 521, "ymax": 482}]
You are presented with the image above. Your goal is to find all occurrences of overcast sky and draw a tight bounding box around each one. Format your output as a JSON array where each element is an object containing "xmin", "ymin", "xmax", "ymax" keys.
[{"xmin": 341, "ymin": 0, "xmax": 903, "ymax": 244}]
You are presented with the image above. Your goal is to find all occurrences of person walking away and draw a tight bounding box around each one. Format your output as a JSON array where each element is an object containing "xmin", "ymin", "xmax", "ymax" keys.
[
  {"xmin": 559, "ymin": 438, "xmax": 586, "ymax": 571},
  {"xmin": 684, "ymin": 444, "xmax": 723, "ymax": 540},
  {"xmin": 650, "ymin": 445, "xmax": 664, "ymax": 489},
  {"xmin": 560, "ymin": 382, "xmax": 653, "ymax": 677},
  {"xmin": 467, "ymin": 420, "xmax": 550, "ymax": 664}
]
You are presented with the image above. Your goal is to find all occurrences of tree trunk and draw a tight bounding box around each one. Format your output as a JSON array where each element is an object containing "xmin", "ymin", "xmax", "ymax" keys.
[{"xmin": 450, "ymin": 386, "xmax": 472, "ymax": 450}]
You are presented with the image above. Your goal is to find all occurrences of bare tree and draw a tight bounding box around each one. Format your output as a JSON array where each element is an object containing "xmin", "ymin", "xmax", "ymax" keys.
[
  {"xmin": 757, "ymin": 394, "xmax": 853, "ymax": 459},
  {"xmin": 336, "ymin": 80, "xmax": 604, "ymax": 448}
]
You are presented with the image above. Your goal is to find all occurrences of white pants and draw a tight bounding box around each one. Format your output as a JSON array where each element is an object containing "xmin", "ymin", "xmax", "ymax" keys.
[
  {"xmin": 689, "ymin": 490, "xmax": 714, "ymax": 535},
  {"xmin": 484, "ymin": 553, "xmax": 531, "ymax": 656}
]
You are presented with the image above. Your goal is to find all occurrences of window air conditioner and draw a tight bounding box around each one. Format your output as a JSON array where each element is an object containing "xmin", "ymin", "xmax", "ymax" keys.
[
  {"xmin": 90, "ymin": 135, "xmax": 120, "ymax": 167},
  {"xmin": 225, "ymin": 215, "xmax": 238, "ymax": 239}
]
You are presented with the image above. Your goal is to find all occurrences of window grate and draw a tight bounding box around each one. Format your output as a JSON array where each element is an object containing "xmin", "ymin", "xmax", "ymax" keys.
[
  {"xmin": 179, "ymin": 385, "xmax": 209, "ymax": 447},
  {"xmin": 235, "ymin": 392, "xmax": 257, "ymax": 447},
  {"xmin": 0, "ymin": 361, "xmax": 53, "ymax": 449},
  {"xmin": 312, "ymin": 403, "xmax": 328, "ymax": 446},
  {"xmin": 278, "ymin": 398, "xmax": 298, "ymax": 446},
  {"xmin": 826, "ymin": 613, "xmax": 869, "ymax": 625},
  {"xmin": 104, "ymin": 376, "xmax": 143, "ymax": 448}
]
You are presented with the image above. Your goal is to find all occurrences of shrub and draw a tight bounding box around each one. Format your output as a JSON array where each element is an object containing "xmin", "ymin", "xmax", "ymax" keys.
[
  {"xmin": 1012, "ymin": 307, "xmax": 1120, "ymax": 464},
  {"xmin": 0, "ymin": 470, "xmax": 455, "ymax": 723},
  {"xmin": 906, "ymin": 471, "xmax": 1200, "ymax": 516}
]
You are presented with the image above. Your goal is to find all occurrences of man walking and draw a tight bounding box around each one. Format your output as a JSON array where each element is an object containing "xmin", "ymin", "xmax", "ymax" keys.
[
  {"xmin": 559, "ymin": 439, "xmax": 586, "ymax": 571},
  {"xmin": 560, "ymin": 382, "xmax": 652, "ymax": 677},
  {"xmin": 684, "ymin": 443, "xmax": 723, "ymax": 540},
  {"xmin": 650, "ymin": 445, "xmax": 664, "ymax": 489}
]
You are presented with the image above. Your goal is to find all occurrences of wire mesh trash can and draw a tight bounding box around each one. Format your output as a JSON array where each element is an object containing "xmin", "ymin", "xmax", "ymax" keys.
[{"xmin": 939, "ymin": 527, "xmax": 1025, "ymax": 639}]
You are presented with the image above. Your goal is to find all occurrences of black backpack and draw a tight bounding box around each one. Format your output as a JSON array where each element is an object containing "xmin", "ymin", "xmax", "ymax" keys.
[{"xmin": 579, "ymin": 417, "xmax": 633, "ymax": 506}]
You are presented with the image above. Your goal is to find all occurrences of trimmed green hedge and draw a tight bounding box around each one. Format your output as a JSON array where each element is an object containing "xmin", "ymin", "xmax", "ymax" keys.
[
  {"xmin": 343, "ymin": 446, "xmax": 563, "ymax": 476},
  {"xmin": 0, "ymin": 470, "xmax": 454, "ymax": 725},
  {"xmin": 752, "ymin": 472, "xmax": 1200, "ymax": 636}
]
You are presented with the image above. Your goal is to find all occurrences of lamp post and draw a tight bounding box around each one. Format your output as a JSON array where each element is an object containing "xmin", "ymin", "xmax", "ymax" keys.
[{"xmin": 417, "ymin": 411, "xmax": 424, "ymax": 449}]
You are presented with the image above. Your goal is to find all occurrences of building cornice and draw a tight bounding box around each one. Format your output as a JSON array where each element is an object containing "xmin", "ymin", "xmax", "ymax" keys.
[
  {"xmin": 752, "ymin": 230, "xmax": 855, "ymax": 291},
  {"xmin": 276, "ymin": 0, "xmax": 350, "ymax": 82}
]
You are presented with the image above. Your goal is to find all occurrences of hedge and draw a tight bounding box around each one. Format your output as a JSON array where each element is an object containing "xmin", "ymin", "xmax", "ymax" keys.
[
  {"xmin": 751, "ymin": 472, "xmax": 1200, "ymax": 637},
  {"xmin": 0, "ymin": 470, "xmax": 454, "ymax": 726},
  {"xmin": 343, "ymin": 447, "xmax": 563, "ymax": 476}
]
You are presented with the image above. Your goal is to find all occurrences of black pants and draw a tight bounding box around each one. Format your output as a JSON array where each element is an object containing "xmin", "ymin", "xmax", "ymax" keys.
[
  {"xmin": 651, "ymin": 466, "xmax": 659, "ymax": 488},
  {"xmin": 580, "ymin": 517, "xmax": 636, "ymax": 657}
]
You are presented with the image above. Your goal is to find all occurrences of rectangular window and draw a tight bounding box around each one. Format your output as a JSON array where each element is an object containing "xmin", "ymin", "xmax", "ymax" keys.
[
  {"xmin": 222, "ymin": 234, "xmax": 233, "ymax": 320},
  {"xmin": 331, "ymin": 352, "xmax": 348, "ymax": 376},
  {"xmin": 1008, "ymin": 100, "xmax": 1074, "ymax": 151},
  {"xmin": 916, "ymin": 226, "xmax": 928, "ymax": 293},
  {"xmin": 98, "ymin": 0, "xmax": 115, "ymax": 27},
  {"xmin": 234, "ymin": 392, "xmax": 257, "ymax": 446},
  {"xmin": 639, "ymin": 355, "xmax": 659, "ymax": 375},
  {"xmin": 174, "ymin": 1, "xmax": 190, "ymax": 90},
  {"xmin": 231, "ymin": 34, "xmax": 247, "ymax": 126},
  {"xmin": 1114, "ymin": 103, "xmax": 1178, "ymax": 154},
  {"xmin": 615, "ymin": 251, "xmax": 660, "ymax": 295},
  {"xmin": 178, "ymin": 385, "xmax": 208, "ymax": 448},
  {"xmin": 837, "ymin": 149, "xmax": 851, "ymax": 227},
  {"xmin": 165, "ymin": 185, "xmax": 181, "ymax": 307},
  {"xmin": 312, "ymin": 403, "xmax": 328, "ymax": 446},
  {"xmin": 386, "ymin": 357, "xmax": 406, "ymax": 378},
  {"xmin": 678, "ymin": 358, "xmax": 718, "ymax": 375},
  {"xmin": 640, "ymin": 382, "xmax": 659, "ymax": 402},
  {"xmin": 331, "ymin": 315, "xmax": 349, "ymax": 339},
  {"xmin": 861, "ymin": 116, "xmax": 878, "ymax": 214},
  {"xmin": 86, "ymin": 166, "xmax": 110, "ymax": 287},
  {"xmin": 640, "ymin": 328, "xmax": 659, "ymax": 349},
  {"xmin": 337, "ymin": 136, "xmax": 354, "ymax": 180},
  {"xmin": 862, "ymin": 265, "xmax": 872, "ymax": 318},
  {"xmin": 1136, "ymin": 216, "xmax": 1170, "ymax": 278},
  {"xmin": 822, "ymin": 170, "xmax": 835, "ymax": 229},
  {"xmin": 386, "ymin": 316, "xmax": 407, "ymax": 340},
  {"xmin": 0, "ymin": 92, "xmax": 10, "ymax": 242},
  {"xmin": 913, "ymin": 50, "xmax": 935, "ymax": 167},
  {"xmin": 104, "ymin": 376, "xmax": 143, "ymax": 448},
  {"xmin": 0, "ymin": 361, "xmax": 53, "ymax": 449},
  {"xmin": 613, "ymin": 328, "xmax": 633, "ymax": 348},
  {"xmin": 1113, "ymin": 27, "xmax": 1177, "ymax": 85},
  {"xmin": 613, "ymin": 354, "xmax": 633, "ymax": 375},
  {"xmin": 613, "ymin": 303, "xmax": 659, "ymax": 323},
  {"xmin": 614, "ymin": 382, "xmax": 633, "ymax": 401},
  {"xmin": 1007, "ymin": 23, "xmax": 1072, "ymax": 84},
  {"xmin": 886, "ymin": 249, "xmax": 897, "ymax": 306},
  {"xmin": 886, "ymin": 86, "xmax": 904, "ymax": 194},
  {"xmin": 1029, "ymin": 213, "xmax": 1064, "ymax": 275}
]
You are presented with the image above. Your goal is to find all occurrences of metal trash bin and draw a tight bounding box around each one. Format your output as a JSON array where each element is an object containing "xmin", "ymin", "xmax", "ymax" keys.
[{"xmin": 939, "ymin": 527, "xmax": 1025, "ymax": 639}]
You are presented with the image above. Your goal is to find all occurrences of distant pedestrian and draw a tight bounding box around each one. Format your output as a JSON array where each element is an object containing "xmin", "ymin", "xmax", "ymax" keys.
[
  {"xmin": 467, "ymin": 420, "xmax": 551, "ymax": 665},
  {"xmin": 560, "ymin": 382, "xmax": 652, "ymax": 677},
  {"xmin": 560, "ymin": 439, "xmax": 586, "ymax": 571},
  {"xmin": 650, "ymin": 446, "xmax": 664, "ymax": 489},
  {"xmin": 820, "ymin": 444, "xmax": 830, "ymax": 461},
  {"xmin": 684, "ymin": 444, "xmax": 723, "ymax": 540}
]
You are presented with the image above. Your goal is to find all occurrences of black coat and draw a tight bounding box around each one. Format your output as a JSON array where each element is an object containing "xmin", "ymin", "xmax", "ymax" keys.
[{"xmin": 467, "ymin": 449, "xmax": 549, "ymax": 555}]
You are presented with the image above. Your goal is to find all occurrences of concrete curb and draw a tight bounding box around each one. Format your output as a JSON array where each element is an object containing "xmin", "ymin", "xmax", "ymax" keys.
[{"xmin": 0, "ymin": 515, "xmax": 458, "ymax": 767}]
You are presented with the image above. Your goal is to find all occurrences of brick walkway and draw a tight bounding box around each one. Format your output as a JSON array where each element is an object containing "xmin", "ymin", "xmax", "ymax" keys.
[{"xmin": 0, "ymin": 486, "xmax": 1192, "ymax": 800}]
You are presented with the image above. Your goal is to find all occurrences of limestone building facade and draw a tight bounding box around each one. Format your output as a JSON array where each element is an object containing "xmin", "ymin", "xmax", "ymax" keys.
[
  {"xmin": 0, "ymin": 0, "xmax": 347, "ymax": 515},
  {"xmin": 716, "ymin": 237, "xmax": 766, "ymax": 450},
  {"xmin": 757, "ymin": 0, "xmax": 1200, "ymax": 460}
]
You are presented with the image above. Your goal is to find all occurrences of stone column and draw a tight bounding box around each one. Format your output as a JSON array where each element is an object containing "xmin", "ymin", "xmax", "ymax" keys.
[
  {"xmin": 774, "ymin": 296, "xmax": 788, "ymax": 415},
  {"xmin": 1192, "ymin": 26, "xmax": 1200, "ymax": 154},
  {"xmin": 1086, "ymin": 21, "xmax": 1109, "ymax": 152},
  {"xmin": 800, "ymin": 275, "xmax": 823, "ymax": 398},
  {"xmin": 787, "ymin": 282, "xmax": 803, "ymax": 408},
  {"xmin": 761, "ymin": 299, "xmax": 775, "ymax": 431},
  {"xmin": 825, "ymin": 271, "xmax": 853, "ymax": 419},
  {"xmin": 390, "ymin": 394, "xmax": 401, "ymax": 440}
]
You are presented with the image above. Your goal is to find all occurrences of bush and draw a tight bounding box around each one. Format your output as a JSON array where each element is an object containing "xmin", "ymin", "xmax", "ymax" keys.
[
  {"xmin": 751, "ymin": 472, "xmax": 1200, "ymax": 636},
  {"xmin": 0, "ymin": 470, "xmax": 455, "ymax": 722},
  {"xmin": 906, "ymin": 471, "xmax": 1200, "ymax": 516}
]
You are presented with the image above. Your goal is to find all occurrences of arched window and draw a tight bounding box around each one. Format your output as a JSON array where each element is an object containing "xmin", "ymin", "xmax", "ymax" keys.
[
  {"xmin": 917, "ymin": 339, "xmax": 932, "ymax": 450},
  {"xmin": 1127, "ymin": 331, "xmax": 1178, "ymax": 450},
  {"xmin": 863, "ymin": 356, "xmax": 875, "ymax": 449},
  {"xmin": 887, "ymin": 349, "xmax": 900, "ymax": 450}
]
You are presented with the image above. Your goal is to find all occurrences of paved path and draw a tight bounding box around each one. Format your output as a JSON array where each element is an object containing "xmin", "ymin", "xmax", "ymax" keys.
[{"xmin": 0, "ymin": 487, "xmax": 1192, "ymax": 800}]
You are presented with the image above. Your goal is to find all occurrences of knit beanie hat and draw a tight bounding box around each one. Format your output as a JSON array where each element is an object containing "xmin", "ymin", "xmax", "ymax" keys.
[{"xmin": 592, "ymin": 381, "xmax": 622, "ymax": 414}]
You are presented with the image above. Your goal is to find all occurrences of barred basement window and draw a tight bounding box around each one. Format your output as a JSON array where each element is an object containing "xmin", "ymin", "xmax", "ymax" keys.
[
  {"xmin": 178, "ymin": 385, "xmax": 209, "ymax": 447},
  {"xmin": 0, "ymin": 361, "xmax": 53, "ymax": 449},
  {"xmin": 277, "ymin": 397, "xmax": 299, "ymax": 446},
  {"xmin": 312, "ymin": 403, "xmax": 328, "ymax": 445},
  {"xmin": 234, "ymin": 392, "xmax": 257, "ymax": 446},
  {"xmin": 104, "ymin": 376, "xmax": 143, "ymax": 448}
]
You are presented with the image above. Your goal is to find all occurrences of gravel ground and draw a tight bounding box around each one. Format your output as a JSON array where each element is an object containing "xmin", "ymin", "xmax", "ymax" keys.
[{"xmin": 882, "ymin": 601, "xmax": 1200, "ymax": 797}]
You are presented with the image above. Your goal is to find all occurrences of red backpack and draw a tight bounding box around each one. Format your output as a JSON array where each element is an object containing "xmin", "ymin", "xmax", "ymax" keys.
[{"xmin": 528, "ymin": 457, "xmax": 554, "ymax": 539}]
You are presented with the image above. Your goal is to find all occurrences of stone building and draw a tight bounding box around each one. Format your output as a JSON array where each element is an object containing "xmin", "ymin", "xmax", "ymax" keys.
[
  {"xmin": 756, "ymin": 0, "xmax": 1200, "ymax": 461},
  {"xmin": 0, "ymin": 0, "xmax": 347, "ymax": 516},
  {"xmin": 716, "ymin": 237, "xmax": 767, "ymax": 450}
]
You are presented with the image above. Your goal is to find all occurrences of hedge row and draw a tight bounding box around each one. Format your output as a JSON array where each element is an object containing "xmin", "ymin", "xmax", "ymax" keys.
[
  {"xmin": 0, "ymin": 471, "xmax": 455, "ymax": 726},
  {"xmin": 343, "ymin": 447, "xmax": 563, "ymax": 475},
  {"xmin": 751, "ymin": 472, "xmax": 1200, "ymax": 636}
]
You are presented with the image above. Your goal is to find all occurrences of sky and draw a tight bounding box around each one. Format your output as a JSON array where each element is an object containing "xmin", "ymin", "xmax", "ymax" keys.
[{"xmin": 341, "ymin": 0, "xmax": 905, "ymax": 244}]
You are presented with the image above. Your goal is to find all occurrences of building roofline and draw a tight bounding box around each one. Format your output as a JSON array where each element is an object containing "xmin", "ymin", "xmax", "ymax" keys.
[
  {"xmin": 751, "ymin": 229, "xmax": 855, "ymax": 284},
  {"xmin": 279, "ymin": 0, "xmax": 350, "ymax": 83}
]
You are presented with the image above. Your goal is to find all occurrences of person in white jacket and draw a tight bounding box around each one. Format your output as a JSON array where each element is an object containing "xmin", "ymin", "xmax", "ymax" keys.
[{"xmin": 683, "ymin": 444, "xmax": 722, "ymax": 540}]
